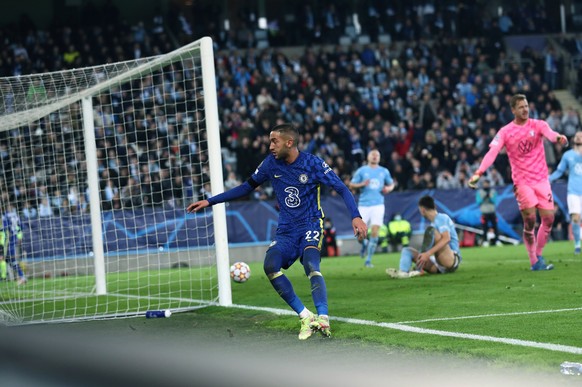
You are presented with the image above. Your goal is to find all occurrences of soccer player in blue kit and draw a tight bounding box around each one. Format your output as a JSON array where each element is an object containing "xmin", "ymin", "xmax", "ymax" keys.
[
  {"xmin": 549, "ymin": 131, "xmax": 582, "ymax": 255},
  {"xmin": 187, "ymin": 123, "xmax": 367, "ymax": 340}
]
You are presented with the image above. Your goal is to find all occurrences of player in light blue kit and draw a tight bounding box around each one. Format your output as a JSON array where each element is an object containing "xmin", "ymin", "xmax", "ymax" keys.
[
  {"xmin": 549, "ymin": 131, "xmax": 582, "ymax": 255},
  {"xmin": 187, "ymin": 123, "xmax": 367, "ymax": 340},
  {"xmin": 387, "ymin": 195, "xmax": 462, "ymax": 278},
  {"xmin": 1, "ymin": 203, "xmax": 26, "ymax": 285},
  {"xmin": 349, "ymin": 150, "xmax": 394, "ymax": 267}
]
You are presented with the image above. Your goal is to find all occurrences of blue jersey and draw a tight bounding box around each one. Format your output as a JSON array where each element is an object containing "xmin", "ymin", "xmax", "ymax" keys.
[
  {"xmin": 1, "ymin": 210, "xmax": 22, "ymax": 256},
  {"xmin": 350, "ymin": 165, "xmax": 393, "ymax": 206},
  {"xmin": 431, "ymin": 213, "xmax": 460, "ymax": 254},
  {"xmin": 251, "ymin": 152, "xmax": 360, "ymax": 226},
  {"xmin": 549, "ymin": 149, "xmax": 582, "ymax": 195}
]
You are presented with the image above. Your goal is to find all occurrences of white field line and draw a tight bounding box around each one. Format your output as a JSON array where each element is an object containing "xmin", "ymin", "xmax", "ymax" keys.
[
  {"xmin": 229, "ymin": 304, "xmax": 582, "ymax": 355},
  {"xmin": 396, "ymin": 306, "xmax": 582, "ymax": 324}
]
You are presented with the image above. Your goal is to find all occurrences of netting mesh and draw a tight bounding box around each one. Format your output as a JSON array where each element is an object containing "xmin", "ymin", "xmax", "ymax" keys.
[{"xmin": 0, "ymin": 38, "xmax": 221, "ymax": 324}]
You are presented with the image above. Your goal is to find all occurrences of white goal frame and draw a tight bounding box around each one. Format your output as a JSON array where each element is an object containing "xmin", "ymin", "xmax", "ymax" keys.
[{"xmin": 0, "ymin": 36, "xmax": 232, "ymax": 324}]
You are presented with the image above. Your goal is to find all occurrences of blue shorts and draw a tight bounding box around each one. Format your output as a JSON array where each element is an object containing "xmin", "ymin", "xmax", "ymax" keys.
[{"xmin": 266, "ymin": 218, "xmax": 324, "ymax": 269}]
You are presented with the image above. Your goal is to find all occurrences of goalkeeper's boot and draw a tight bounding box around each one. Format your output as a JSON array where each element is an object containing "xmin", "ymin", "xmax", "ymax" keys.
[
  {"xmin": 298, "ymin": 312, "xmax": 315, "ymax": 340},
  {"xmin": 310, "ymin": 315, "xmax": 331, "ymax": 338},
  {"xmin": 531, "ymin": 256, "xmax": 554, "ymax": 271},
  {"xmin": 421, "ymin": 226, "xmax": 435, "ymax": 252}
]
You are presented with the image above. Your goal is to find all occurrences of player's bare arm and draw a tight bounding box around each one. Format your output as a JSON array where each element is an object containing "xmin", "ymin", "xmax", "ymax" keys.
[
  {"xmin": 349, "ymin": 179, "xmax": 370, "ymax": 189},
  {"xmin": 382, "ymin": 183, "xmax": 395, "ymax": 194},
  {"xmin": 352, "ymin": 217, "xmax": 367, "ymax": 242},
  {"xmin": 417, "ymin": 230, "xmax": 450, "ymax": 266},
  {"xmin": 187, "ymin": 200, "xmax": 210, "ymax": 213}
]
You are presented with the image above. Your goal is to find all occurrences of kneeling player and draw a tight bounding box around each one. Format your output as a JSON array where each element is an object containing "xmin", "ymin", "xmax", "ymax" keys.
[{"xmin": 387, "ymin": 195, "xmax": 462, "ymax": 278}]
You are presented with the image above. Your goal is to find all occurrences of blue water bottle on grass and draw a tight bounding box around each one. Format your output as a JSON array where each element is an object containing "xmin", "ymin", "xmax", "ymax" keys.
[{"xmin": 145, "ymin": 310, "xmax": 172, "ymax": 318}]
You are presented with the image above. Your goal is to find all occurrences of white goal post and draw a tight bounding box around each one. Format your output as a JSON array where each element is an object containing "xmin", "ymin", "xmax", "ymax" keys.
[{"xmin": 0, "ymin": 36, "xmax": 231, "ymax": 324}]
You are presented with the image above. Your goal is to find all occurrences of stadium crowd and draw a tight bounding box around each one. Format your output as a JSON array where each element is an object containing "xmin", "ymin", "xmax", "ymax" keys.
[{"xmin": 0, "ymin": 1, "xmax": 579, "ymax": 218}]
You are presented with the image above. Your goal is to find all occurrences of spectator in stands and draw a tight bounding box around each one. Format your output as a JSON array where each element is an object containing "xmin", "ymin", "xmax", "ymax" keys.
[
  {"xmin": 436, "ymin": 169, "xmax": 460, "ymax": 190},
  {"xmin": 0, "ymin": 5, "xmax": 571, "ymax": 223},
  {"xmin": 561, "ymin": 107, "xmax": 580, "ymax": 137},
  {"xmin": 21, "ymin": 200, "xmax": 37, "ymax": 220},
  {"xmin": 38, "ymin": 197, "xmax": 53, "ymax": 218},
  {"xmin": 546, "ymin": 109, "xmax": 562, "ymax": 132},
  {"xmin": 551, "ymin": 202, "xmax": 569, "ymax": 242},
  {"xmin": 321, "ymin": 218, "xmax": 339, "ymax": 257}
]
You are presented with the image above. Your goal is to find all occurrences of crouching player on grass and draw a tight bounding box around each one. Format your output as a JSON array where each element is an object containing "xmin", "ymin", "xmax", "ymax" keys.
[{"xmin": 387, "ymin": 195, "xmax": 461, "ymax": 278}]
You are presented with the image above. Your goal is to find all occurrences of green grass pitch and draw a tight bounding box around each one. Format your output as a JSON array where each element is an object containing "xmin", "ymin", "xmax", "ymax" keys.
[{"xmin": 1, "ymin": 240, "xmax": 581, "ymax": 374}]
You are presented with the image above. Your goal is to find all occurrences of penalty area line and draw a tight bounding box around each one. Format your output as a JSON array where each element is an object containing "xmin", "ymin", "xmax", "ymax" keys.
[{"xmin": 229, "ymin": 304, "xmax": 582, "ymax": 355}]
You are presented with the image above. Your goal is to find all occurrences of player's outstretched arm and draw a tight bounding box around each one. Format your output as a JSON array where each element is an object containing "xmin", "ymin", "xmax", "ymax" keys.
[
  {"xmin": 187, "ymin": 181, "xmax": 256, "ymax": 214},
  {"xmin": 187, "ymin": 200, "xmax": 210, "ymax": 213}
]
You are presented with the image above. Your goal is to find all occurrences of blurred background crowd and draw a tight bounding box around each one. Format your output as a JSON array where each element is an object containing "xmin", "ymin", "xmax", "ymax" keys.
[{"xmin": 0, "ymin": 0, "xmax": 582, "ymax": 218}]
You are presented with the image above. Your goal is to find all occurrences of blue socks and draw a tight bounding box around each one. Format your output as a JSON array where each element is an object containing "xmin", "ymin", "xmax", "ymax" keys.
[
  {"xmin": 573, "ymin": 222, "xmax": 580, "ymax": 247},
  {"xmin": 303, "ymin": 247, "xmax": 328, "ymax": 316},
  {"xmin": 309, "ymin": 274, "xmax": 328, "ymax": 316},
  {"xmin": 265, "ymin": 248, "xmax": 305, "ymax": 314},
  {"xmin": 270, "ymin": 274, "xmax": 305, "ymax": 314},
  {"xmin": 366, "ymin": 236, "xmax": 378, "ymax": 265},
  {"xmin": 265, "ymin": 246, "xmax": 329, "ymax": 316},
  {"xmin": 399, "ymin": 247, "xmax": 414, "ymax": 272}
]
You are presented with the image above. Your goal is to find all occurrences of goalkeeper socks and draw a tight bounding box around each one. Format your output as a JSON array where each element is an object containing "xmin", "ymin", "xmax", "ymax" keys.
[
  {"xmin": 399, "ymin": 247, "xmax": 414, "ymax": 272},
  {"xmin": 523, "ymin": 228, "xmax": 537, "ymax": 265},
  {"xmin": 270, "ymin": 274, "xmax": 305, "ymax": 315},
  {"xmin": 366, "ymin": 236, "xmax": 378, "ymax": 264},
  {"xmin": 535, "ymin": 213, "xmax": 554, "ymax": 257},
  {"xmin": 0, "ymin": 260, "xmax": 6, "ymax": 280}
]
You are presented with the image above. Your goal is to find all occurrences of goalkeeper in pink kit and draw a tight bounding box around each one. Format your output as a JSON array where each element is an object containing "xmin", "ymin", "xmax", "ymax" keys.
[{"xmin": 469, "ymin": 94, "xmax": 569, "ymax": 271}]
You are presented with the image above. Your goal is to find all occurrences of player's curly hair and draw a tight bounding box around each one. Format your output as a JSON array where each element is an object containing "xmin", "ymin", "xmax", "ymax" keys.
[{"xmin": 272, "ymin": 123, "xmax": 299, "ymax": 146}]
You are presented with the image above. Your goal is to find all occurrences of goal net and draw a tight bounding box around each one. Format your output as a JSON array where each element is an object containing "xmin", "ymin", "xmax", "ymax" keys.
[{"xmin": 0, "ymin": 37, "xmax": 232, "ymax": 324}]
